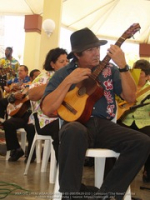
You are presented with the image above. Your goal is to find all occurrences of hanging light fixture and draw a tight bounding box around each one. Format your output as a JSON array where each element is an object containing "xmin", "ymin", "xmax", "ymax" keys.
[{"xmin": 42, "ymin": 19, "xmax": 55, "ymax": 37}]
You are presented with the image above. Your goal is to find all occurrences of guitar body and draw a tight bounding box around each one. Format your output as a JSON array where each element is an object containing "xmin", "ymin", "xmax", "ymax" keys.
[
  {"xmin": 58, "ymin": 78, "xmax": 104, "ymax": 123},
  {"xmin": 117, "ymin": 101, "xmax": 134, "ymax": 120},
  {"xmin": 117, "ymin": 85, "xmax": 150, "ymax": 120},
  {"xmin": 7, "ymin": 95, "xmax": 30, "ymax": 117},
  {"xmin": 7, "ymin": 87, "xmax": 30, "ymax": 118},
  {"xmin": 14, "ymin": 100, "xmax": 30, "ymax": 117}
]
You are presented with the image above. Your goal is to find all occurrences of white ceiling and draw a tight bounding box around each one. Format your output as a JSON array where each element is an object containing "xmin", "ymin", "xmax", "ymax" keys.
[{"xmin": 0, "ymin": 0, "xmax": 150, "ymax": 44}]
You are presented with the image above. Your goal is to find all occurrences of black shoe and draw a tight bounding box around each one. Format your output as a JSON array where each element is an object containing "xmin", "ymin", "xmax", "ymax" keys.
[
  {"xmin": 80, "ymin": 183, "xmax": 99, "ymax": 194},
  {"xmin": 62, "ymin": 184, "xmax": 99, "ymax": 200},
  {"xmin": 143, "ymin": 175, "xmax": 150, "ymax": 183},
  {"xmin": 8, "ymin": 148, "xmax": 24, "ymax": 162},
  {"xmin": 143, "ymin": 170, "xmax": 150, "ymax": 183},
  {"xmin": 24, "ymin": 154, "xmax": 36, "ymax": 163},
  {"xmin": 10, "ymin": 149, "xmax": 16, "ymax": 157},
  {"xmin": 84, "ymin": 157, "xmax": 94, "ymax": 167}
]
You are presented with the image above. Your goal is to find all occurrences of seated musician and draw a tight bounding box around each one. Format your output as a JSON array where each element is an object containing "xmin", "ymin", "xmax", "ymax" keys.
[
  {"xmin": 118, "ymin": 59, "xmax": 150, "ymax": 183},
  {"xmin": 28, "ymin": 47, "xmax": 69, "ymax": 161},
  {"xmin": 2, "ymin": 68, "xmax": 40, "ymax": 162},
  {"xmin": 0, "ymin": 65, "xmax": 30, "ymax": 125},
  {"xmin": 41, "ymin": 28, "xmax": 150, "ymax": 200}
]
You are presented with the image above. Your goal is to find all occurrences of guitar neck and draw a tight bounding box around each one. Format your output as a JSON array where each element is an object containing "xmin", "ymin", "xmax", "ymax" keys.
[
  {"xmin": 92, "ymin": 36, "xmax": 126, "ymax": 79},
  {"xmin": 91, "ymin": 23, "xmax": 141, "ymax": 80}
]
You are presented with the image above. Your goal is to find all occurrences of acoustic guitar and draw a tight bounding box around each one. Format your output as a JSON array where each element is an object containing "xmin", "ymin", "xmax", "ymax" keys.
[
  {"xmin": 117, "ymin": 85, "xmax": 150, "ymax": 120},
  {"xmin": 58, "ymin": 23, "xmax": 141, "ymax": 123},
  {"xmin": 7, "ymin": 86, "xmax": 30, "ymax": 117}
]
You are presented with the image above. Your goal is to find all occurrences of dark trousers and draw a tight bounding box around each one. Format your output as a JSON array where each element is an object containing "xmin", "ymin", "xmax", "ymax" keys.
[
  {"xmin": 118, "ymin": 121, "xmax": 150, "ymax": 177},
  {"xmin": 58, "ymin": 117, "xmax": 150, "ymax": 200},
  {"xmin": 25, "ymin": 123, "xmax": 36, "ymax": 156},
  {"xmin": 3, "ymin": 111, "xmax": 35, "ymax": 153},
  {"xmin": 0, "ymin": 97, "xmax": 8, "ymax": 119},
  {"xmin": 34, "ymin": 113, "xmax": 59, "ymax": 161}
]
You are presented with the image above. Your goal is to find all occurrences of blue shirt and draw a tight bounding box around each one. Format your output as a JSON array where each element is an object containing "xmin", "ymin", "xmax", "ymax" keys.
[
  {"xmin": 44, "ymin": 60, "xmax": 122, "ymax": 120},
  {"xmin": 7, "ymin": 76, "xmax": 30, "ymax": 85}
]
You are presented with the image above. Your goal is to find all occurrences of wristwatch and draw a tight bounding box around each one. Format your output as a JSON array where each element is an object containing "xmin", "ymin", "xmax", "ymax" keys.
[{"xmin": 119, "ymin": 65, "xmax": 130, "ymax": 72}]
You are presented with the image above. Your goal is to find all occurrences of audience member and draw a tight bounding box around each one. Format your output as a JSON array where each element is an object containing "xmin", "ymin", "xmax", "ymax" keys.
[
  {"xmin": 118, "ymin": 59, "xmax": 150, "ymax": 183},
  {"xmin": 29, "ymin": 69, "xmax": 41, "ymax": 82},
  {"xmin": 41, "ymin": 28, "xmax": 150, "ymax": 200},
  {"xmin": 0, "ymin": 47, "xmax": 20, "ymax": 88},
  {"xmin": 0, "ymin": 47, "xmax": 19, "ymax": 72}
]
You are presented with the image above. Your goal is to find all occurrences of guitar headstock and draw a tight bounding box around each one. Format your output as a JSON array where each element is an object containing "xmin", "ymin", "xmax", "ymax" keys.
[{"xmin": 121, "ymin": 23, "xmax": 141, "ymax": 40}]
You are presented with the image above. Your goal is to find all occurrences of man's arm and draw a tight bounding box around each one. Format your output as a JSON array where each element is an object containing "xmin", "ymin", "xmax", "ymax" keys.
[
  {"xmin": 119, "ymin": 71, "xmax": 136, "ymax": 103},
  {"xmin": 41, "ymin": 68, "xmax": 91, "ymax": 117},
  {"xmin": 107, "ymin": 45, "xmax": 136, "ymax": 103},
  {"xmin": 28, "ymin": 84, "xmax": 47, "ymax": 101}
]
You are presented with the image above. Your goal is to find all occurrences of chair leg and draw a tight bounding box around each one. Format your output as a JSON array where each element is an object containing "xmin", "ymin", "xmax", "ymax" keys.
[
  {"xmin": 95, "ymin": 157, "xmax": 106, "ymax": 188},
  {"xmin": 6, "ymin": 151, "xmax": 10, "ymax": 161},
  {"xmin": 124, "ymin": 186, "xmax": 131, "ymax": 200},
  {"xmin": 20, "ymin": 130, "xmax": 26, "ymax": 152},
  {"xmin": 95, "ymin": 157, "xmax": 131, "ymax": 200},
  {"xmin": 36, "ymin": 140, "xmax": 42, "ymax": 163},
  {"xmin": 53, "ymin": 167, "xmax": 62, "ymax": 200},
  {"xmin": 49, "ymin": 143, "xmax": 57, "ymax": 184},
  {"xmin": 24, "ymin": 136, "xmax": 37, "ymax": 175},
  {"xmin": 41, "ymin": 140, "xmax": 51, "ymax": 172}
]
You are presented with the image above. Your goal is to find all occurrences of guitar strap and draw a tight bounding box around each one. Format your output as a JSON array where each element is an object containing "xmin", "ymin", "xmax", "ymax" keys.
[{"xmin": 120, "ymin": 102, "xmax": 150, "ymax": 121}]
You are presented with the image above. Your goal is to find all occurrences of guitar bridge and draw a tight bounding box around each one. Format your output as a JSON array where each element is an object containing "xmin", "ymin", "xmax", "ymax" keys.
[{"xmin": 62, "ymin": 101, "xmax": 77, "ymax": 115}]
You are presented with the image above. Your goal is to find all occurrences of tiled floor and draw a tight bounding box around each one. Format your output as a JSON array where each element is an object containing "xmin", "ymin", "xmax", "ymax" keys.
[
  {"xmin": 0, "ymin": 130, "xmax": 150, "ymax": 200},
  {"xmin": 0, "ymin": 155, "xmax": 150, "ymax": 200}
]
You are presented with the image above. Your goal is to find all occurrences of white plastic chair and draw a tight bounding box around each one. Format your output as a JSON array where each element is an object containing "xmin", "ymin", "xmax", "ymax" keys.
[
  {"xmin": 86, "ymin": 149, "xmax": 131, "ymax": 200},
  {"xmin": 24, "ymin": 125, "xmax": 57, "ymax": 184},
  {"xmin": 5, "ymin": 128, "xmax": 26, "ymax": 160}
]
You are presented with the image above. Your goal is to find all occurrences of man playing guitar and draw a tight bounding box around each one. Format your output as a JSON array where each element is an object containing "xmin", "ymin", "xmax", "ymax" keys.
[
  {"xmin": 1, "ymin": 67, "xmax": 40, "ymax": 162},
  {"xmin": 118, "ymin": 59, "xmax": 150, "ymax": 184},
  {"xmin": 0, "ymin": 65, "xmax": 30, "ymax": 125}
]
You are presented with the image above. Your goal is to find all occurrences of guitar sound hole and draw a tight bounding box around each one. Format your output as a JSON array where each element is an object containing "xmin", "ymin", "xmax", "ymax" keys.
[{"xmin": 78, "ymin": 87, "xmax": 86, "ymax": 96}]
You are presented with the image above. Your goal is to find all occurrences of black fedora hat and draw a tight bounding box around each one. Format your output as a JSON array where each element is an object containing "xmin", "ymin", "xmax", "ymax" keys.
[{"xmin": 67, "ymin": 28, "xmax": 107, "ymax": 59}]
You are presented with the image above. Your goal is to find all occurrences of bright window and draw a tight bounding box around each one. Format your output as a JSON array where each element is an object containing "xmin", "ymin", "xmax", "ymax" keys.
[
  {"xmin": 0, "ymin": 17, "xmax": 139, "ymax": 68},
  {"xmin": 0, "ymin": 16, "xmax": 25, "ymax": 64}
]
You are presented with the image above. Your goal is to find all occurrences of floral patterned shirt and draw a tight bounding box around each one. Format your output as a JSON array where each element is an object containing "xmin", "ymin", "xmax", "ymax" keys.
[
  {"xmin": 0, "ymin": 57, "xmax": 20, "ymax": 79},
  {"xmin": 29, "ymin": 70, "xmax": 57, "ymax": 128},
  {"xmin": 44, "ymin": 60, "xmax": 122, "ymax": 121}
]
